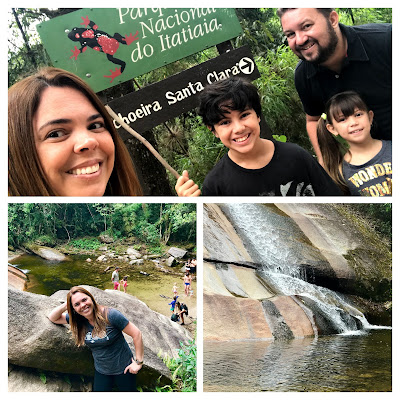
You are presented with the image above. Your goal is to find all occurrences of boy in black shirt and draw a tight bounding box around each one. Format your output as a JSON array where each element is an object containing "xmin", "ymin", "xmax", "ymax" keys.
[{"xmin": 175, "ymin": 77, "xmax": 342, "ymax": 196}]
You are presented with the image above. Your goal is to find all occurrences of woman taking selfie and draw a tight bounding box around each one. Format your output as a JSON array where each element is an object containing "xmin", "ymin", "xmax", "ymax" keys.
[{"xmin": 8, "ymin": 67, "xmax": 142, "ymax": 196}]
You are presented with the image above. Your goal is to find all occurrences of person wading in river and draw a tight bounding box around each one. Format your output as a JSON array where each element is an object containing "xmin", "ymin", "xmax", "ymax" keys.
[{"xmin": 112, "ymin": 267, "xmax": 120, "ymax": 290}]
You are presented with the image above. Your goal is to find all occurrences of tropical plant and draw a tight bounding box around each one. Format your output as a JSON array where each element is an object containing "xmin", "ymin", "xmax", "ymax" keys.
[{"xmin": 161, "ymin": 338, "xmax": 197, "ymax": 392}]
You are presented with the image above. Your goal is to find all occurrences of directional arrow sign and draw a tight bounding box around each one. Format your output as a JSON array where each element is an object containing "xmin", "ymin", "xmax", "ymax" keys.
[
  {"xmin": 238, "ymin": 57, "xmax": 255, "ymax": 74},
  {"xmin": 107, "ymin": 46, "xmax": 260, "ymax": 139}
]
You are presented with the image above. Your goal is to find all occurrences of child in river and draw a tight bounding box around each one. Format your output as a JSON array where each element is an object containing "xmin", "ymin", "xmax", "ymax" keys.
[
  {"xmin": 172, "ymin": 282, "xmax": 178, "ymax": 297},
  {"xmin": 317, "ymin": 91, "xmax": 391, "ymax": 196},
  {"xmin": 120, "ymin": 276, "xmax": 128, "ymax": 293}
]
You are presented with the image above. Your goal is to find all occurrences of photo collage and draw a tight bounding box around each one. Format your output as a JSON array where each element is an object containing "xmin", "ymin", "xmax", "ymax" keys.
[{"xmin": 7, "ymin": 6, "xmax": 394, "ymax": 396}]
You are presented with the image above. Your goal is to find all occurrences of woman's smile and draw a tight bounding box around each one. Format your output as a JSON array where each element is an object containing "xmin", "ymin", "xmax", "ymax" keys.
[
  {"xmin": 67, "ymin": 162, "xmax": 101, "ymax": 176},
  {"xmin": 33, "ymin": 86, "xmax": 115, "ymax": 196}
]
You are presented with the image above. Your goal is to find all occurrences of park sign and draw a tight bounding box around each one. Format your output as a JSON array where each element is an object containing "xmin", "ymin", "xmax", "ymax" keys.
[
  {"xmin": 36, "ymin": 8, "xmax": 243, "ymax": 93},
  {"xmin": 107, "ymin": 46, "xmax": 260, "ymax": 139}
]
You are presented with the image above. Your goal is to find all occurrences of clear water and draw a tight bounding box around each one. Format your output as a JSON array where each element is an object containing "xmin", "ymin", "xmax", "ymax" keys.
[
  {"xmin": 12, "ymin": 254, "xmax": 110, "ymax": 295},
  {"xmin": 204, "ymin": 330, "xmax": 392, "ymax": 392}
]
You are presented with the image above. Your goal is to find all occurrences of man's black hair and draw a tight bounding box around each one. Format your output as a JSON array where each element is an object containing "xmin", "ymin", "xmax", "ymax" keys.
[
  {"xmin": 277, "ymin": 8, "xmax": 335, "ymax": 19},
  {"xmin": 198, "ymin": 77, "xmax": 262, "ymax": 130}
]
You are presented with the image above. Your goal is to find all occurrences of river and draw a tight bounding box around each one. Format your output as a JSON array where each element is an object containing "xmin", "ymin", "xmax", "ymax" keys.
[
  {"xmin": 11, "ymin": 254, "xmax": 197, "ymax": 318},
  {"xmin": 204, "ymin": 330, "xmax": 391, "ymax": 392}
]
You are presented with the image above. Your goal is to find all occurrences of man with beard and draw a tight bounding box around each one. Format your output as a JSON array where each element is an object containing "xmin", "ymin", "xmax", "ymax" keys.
[{"xmin": 278, "ymin": 8, "xmax": 391, "ymax": 164}]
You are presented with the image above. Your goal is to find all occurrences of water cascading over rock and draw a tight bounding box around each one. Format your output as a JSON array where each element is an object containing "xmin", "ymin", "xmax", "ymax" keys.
[{"xmin": 203, "ymin": 203, "xmax": 391, "ymax": 341}]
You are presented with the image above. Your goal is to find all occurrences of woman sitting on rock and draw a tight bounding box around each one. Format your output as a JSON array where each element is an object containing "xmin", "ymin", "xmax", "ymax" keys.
[{"xmin": 48, "ymin": 286, "xmax": 143, "ymax": 392}]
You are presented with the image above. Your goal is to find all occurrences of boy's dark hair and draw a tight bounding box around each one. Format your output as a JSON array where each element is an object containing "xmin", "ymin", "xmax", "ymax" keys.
[
  {"xmin": 277, "ymin": 8, "xmax": 335, "ymax": 19},
  {"xmin": 198, "ymin": 77, "xmax": 262, "ymax": 130}
]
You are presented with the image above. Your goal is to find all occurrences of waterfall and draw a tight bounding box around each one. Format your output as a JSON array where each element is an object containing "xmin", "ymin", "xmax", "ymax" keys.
[
  {"xmin": 222, "ymin": 203, "xmax": 304, "ymax": 278},
  {"xmin": 222, "ymin": 203, "xmax": 389, "ymax": 335}
]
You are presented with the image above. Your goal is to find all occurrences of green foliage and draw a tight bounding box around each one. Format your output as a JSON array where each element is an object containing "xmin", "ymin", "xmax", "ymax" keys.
[
  {"xmin": 150, "ymin": 377, "xmax": 174, "ymax": 392},
  {"xmin": 39, "ymin": 371, "xmax": 47, "ymax": 384},
  {"xmin": 8, "ymin": 203, "xmax": 196, "ymax": 249},
  {"xmin": 63, "ymin": 375, "xmax": 72, "ymax": 386},
  {"xmin": 137, "ymin": 222, "xmax": 159, "ymax": 245},
  {"xmin": 34, "ymin": 235, "xmax": 57, "ymax": 246},
  {"xmin": 234, "ymin": 8, "xmax": 285, "ymax": 56},
  {"xmin": 161, "ymin": 338, "xmax": 197, "ymax": 392},
  {"xmin": 255, "ymin": 47, "xmax": 310, "ymax": 150},
  {"xmin": 352, "ymin": 204, "xmax": 392, "ymax": 241},
  {"xmin": 272, "ymin": 135, "xmax": 287, "ymax": 142},
  {"xmin": 68, "ymin": 238, "xmax": 101, "ymax": 250},
  {"xmin": 148, "ymin": 245, "xmax": 163, "ymax": 255},
  {"xmin": 8, "ymin": 8, "xmax": 52, "ymax": 86},
  {"xmin": 157, "ymin": 115, "xmax": 227, "ymax": 190},
  {"xmin": 337, "ymin": 8, "xmax": 392, "ymax": 25}
]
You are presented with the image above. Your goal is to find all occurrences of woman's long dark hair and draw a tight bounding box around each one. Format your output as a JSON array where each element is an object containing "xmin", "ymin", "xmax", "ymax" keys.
[
  {"xmin": 317, "ymin": 91, "xmax": 372, "ymax": 195},
  {"xmin": 8, "ymin": 67, "xmax": 142, "ymax": 196}
]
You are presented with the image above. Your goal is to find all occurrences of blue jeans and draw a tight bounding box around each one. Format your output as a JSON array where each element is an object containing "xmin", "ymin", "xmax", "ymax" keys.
[{"xmin": 93, "ymin": 369, "xmax": 137, "ymax": 392}]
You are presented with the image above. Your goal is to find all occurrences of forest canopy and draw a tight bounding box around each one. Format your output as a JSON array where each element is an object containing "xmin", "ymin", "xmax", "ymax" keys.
[{"xmin": 8, "ymin": 203, "xmax": 197, "ymax": 248}]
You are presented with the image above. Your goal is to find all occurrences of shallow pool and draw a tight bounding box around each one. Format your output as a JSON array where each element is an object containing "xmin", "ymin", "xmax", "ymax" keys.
[{"xmin": 203, "ymin": 330, "xmax": 391, "ymax": 392}]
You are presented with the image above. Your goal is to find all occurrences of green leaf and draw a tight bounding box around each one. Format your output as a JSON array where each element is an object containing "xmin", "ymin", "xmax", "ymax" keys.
[
  {"xmin": 39, "ymin": 372, "xmax": 47, "ymax": 384},
  {"xmin": 272, "ymin": 134, "xmax": 287, "ymax": 142}
]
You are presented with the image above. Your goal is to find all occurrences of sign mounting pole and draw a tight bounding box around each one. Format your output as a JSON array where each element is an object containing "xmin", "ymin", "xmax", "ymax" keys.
[{"xmin": 105, "ymin": 105, "xmax": 180, "ymax": 179}]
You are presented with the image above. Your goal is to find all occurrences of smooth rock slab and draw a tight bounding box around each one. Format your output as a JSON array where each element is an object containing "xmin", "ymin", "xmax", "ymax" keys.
[
  {"xmin": 28, "ymin": 245, "xmax": 68, "ymax": 261},
  {"xmin": 8, "ymin": 285, "xmax": 193, "ymax": 389}
]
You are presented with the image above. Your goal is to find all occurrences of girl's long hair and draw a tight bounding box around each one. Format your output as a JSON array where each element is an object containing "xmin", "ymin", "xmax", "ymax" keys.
[
  {"xmin": 66, "ymin": 286, "xmax": 109, "ymax": 347},
  {"xmin": 8, "ymin": 67, "xmax": 142, "ymax": 196},
  {"xmin": 317, "ymin": 91, "xmax": 371, "ymax": 195}
]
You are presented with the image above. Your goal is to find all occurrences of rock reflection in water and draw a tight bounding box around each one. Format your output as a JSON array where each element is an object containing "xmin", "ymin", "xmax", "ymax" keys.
[{"xmin": 204, "ymin": 330, "xmax": 391, "ymax": 392}]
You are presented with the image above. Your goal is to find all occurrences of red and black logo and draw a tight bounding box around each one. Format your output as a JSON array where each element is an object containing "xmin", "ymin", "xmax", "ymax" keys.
[{"xmin": 68, "ymin": 16, "xmax": 139, "ymax": 82}]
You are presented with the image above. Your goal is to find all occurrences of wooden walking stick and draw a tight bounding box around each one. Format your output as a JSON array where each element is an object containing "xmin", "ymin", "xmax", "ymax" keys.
[{"xmin": 105, "ymin": 105, "xmax": 180, "ymax": 179}]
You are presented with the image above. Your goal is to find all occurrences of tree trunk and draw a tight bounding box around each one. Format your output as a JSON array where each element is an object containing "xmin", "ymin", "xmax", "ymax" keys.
[
  {"xmin": 124, "ymin": 135, "xmax": 174, "ymax": 196},
  {"xmin": 12, "ymin": 8, "xmax": 37, "ymax": 68},
  {"xmin": 98, "ymin": 83, "xmax": 174, "ymax": 196}
]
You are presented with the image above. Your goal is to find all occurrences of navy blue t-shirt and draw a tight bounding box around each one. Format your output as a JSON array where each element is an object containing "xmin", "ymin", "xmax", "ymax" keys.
[
  {"xmin": 66, "ymin": 308, "xmax": 133, "ymax": 375},
  {"xmin": 342, "ymin": 140, "xmax": 392, "ymax": 196}
]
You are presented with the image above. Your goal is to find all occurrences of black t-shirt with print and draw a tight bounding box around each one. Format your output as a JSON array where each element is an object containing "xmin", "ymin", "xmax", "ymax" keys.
[{"xmin": 202, "ymin": 140, "xmax": 343, "ymax": 196}]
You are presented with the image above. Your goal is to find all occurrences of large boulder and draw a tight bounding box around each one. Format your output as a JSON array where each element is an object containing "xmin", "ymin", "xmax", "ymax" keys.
[
  {"xmin": 99, "ymin": 234, "xmax": 114, "ymax": 244},
  {"xmin": 167, "ymin": 247, "xmax": 187, "ymax": 259},
  {"xmin": 8, "ymin": 285, "xmax": 192, "ymax": 389},
  {"xmin": 276, "ymin": 203, "xmax": 392, "ymax": 300},
  {"xmin": 216, "ymin": 203, "xmax": 391, "ymax": 301},
  {"xmin": 126, "ymin": 247, "xmax": 142, "ymax": 259},
  {"xmin": 27, "ymin": 245, "xmax": 68, "ymax": 261},
  {"xmin": 203, "ymin": 204, "xmax": 253, "ymax": 263},
  {"xmin": 8, "ymin": 365, "xmax": 92, "ymax": 392},
  {"xmin": 203, "ymin": 203, "xmax": 392, "ymax": 342}
]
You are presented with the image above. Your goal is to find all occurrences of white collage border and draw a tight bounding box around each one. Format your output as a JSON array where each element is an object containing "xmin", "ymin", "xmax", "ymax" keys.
[{"xmin": 3, "ymin": 1, "xmax": 398, "ymax": 398}]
